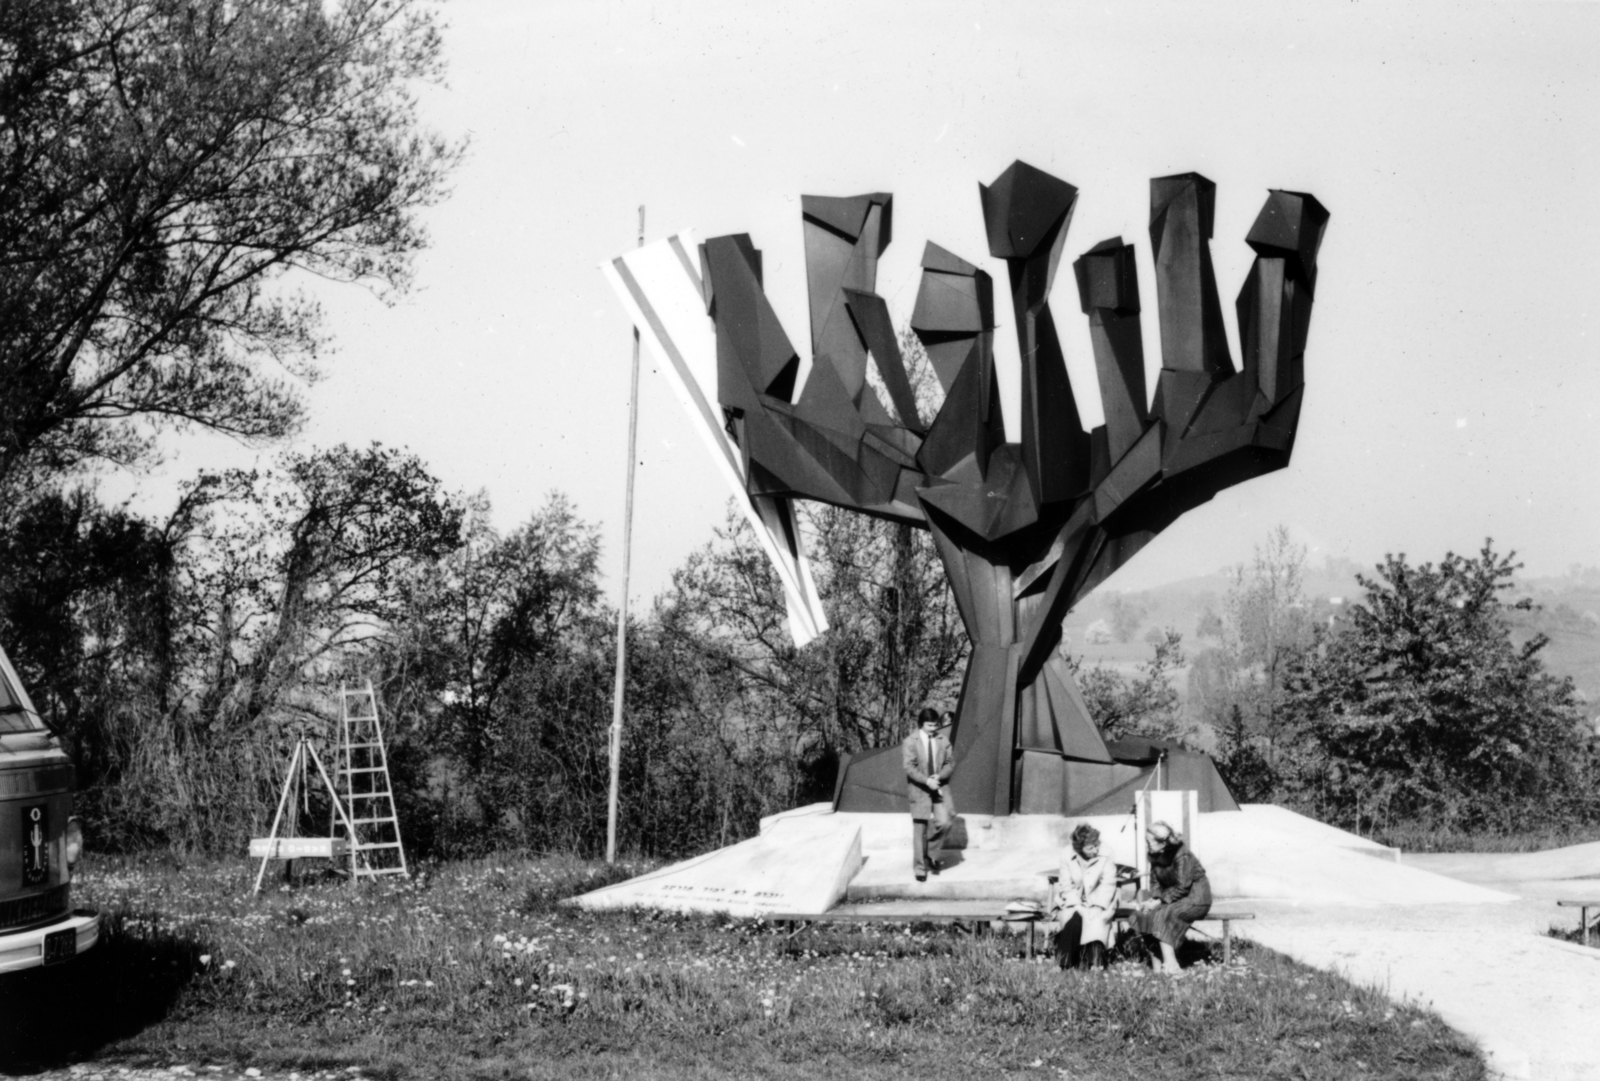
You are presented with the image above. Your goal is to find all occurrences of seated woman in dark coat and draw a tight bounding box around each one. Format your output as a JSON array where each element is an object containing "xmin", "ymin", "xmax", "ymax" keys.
[{"xmin": 1130, "ymin": 820, "xmax": 1211, "ymax": 975}]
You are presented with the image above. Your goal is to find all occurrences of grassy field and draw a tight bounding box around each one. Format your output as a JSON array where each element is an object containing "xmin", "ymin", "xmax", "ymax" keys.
[{"xmin": 0, "ymin": 854, "xmax": 1487, "ymax": 1080}]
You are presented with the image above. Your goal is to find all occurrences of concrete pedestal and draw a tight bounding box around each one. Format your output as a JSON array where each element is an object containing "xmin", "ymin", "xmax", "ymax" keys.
[{"xmin": 574, "ymin": 802, "xmax": 1514, "ymax": 915}]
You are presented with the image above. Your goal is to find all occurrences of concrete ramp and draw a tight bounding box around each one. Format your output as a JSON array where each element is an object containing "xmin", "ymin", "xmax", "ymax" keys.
[
  {"xmin": 1203, "ymin": 806, "xmax": 1515, "ymax": 905},
  {"xmin": 1404, "ymin": 842, "xmax": 1600, "ymax": 885}
]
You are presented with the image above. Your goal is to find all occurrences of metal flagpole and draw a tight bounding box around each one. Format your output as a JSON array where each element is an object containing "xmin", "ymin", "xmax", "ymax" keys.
[{"xmin": 606, "ymin": 205, "xmax": 644, "ymax": 865}]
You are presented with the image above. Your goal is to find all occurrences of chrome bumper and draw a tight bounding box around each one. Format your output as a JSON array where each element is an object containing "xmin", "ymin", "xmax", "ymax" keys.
[{"xmin": 0, "ymin": 908, "xmax": 100, "ymax": 975}]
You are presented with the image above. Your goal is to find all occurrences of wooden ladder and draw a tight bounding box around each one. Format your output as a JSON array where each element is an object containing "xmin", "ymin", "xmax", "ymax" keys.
[{"xmin": 333, "ymin": 681, "xmax": 408, "ymax": 880}]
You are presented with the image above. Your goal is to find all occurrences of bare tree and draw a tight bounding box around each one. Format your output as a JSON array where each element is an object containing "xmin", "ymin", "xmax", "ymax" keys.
[{"xmin": 1191, "ymin": 526, "xmax": 1314, "ymax": 772}]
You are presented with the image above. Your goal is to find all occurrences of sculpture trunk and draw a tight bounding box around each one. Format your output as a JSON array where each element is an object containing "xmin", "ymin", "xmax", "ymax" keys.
[{"xmin": 926, "ymin": 510, "xmax": 1119, "ymax": 817}]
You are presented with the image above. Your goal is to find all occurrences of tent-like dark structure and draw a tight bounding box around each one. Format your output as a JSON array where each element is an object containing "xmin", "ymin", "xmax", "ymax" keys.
[{"xmin": 831, "ymin": 733, "xmax": 1240, "ymax": 816}]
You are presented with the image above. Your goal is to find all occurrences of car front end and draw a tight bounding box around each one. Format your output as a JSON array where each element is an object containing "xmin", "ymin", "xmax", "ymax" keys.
[{"xmin": 0, "ymin": 644, "xmax": 98, "ymax": 974}]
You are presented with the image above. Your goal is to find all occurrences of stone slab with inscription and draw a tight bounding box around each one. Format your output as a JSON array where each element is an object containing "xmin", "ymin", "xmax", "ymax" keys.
[{"xmin": 573, "ymin": 814, "xmax": 863, "ymax": 917}]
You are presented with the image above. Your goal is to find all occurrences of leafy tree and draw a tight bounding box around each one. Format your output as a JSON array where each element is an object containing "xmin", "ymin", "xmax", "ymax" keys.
[
  {"xmin": 1286, "ymin": 542, "xmax": 1590, "ymax": 833},
  {"xmin": 1217, "ymin": 702, "xmax": 1275, "ymax": 802},
  {"xmin": 0, "ymin": 444, "xmax": 462, "ymax": 850},
  {"xmin": 0, "ymin": 0, "xmax": 460, "ymax": 489},
  {"xmin": 656, "ymin": 501, "xmax": 968, "ymax": 809},
  {"xmin": 179, "ymin": 442, "xmax": 464, "ymax": 728},
  {"xmin": 378, "ymin": 492, "xmax": 617, "ymax": 853},
  {"xmin": 0, "ymin": 487, "xmax": 171, "ymax": 745},
  {"xmin": 1069, "ymin": 629, "xmax": 1192, "ymax": 745},
  {"xmin": 648, "ymin": 333, "xmax": 967, "ymax": 811},
  {"xmin": 376, "ymin": 491, "xmax": 772, "ymax": 861}
]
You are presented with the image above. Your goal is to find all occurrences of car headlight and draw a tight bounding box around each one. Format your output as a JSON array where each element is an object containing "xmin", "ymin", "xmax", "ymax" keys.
[{"xmin": 65, "ymin": 817, "xmax": 83, "ymax": 867}]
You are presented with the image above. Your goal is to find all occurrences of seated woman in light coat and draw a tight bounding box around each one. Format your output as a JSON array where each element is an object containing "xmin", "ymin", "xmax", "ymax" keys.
[{"xmin": 1052, "ymin": 823, "xmax": 1117, "ymax": 970}]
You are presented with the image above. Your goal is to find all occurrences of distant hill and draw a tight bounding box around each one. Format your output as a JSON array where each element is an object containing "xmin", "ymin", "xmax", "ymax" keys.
[
  {"xmin": 1063, "ymin": 556, "xmax": 1365, "ymax": 664},
  {"xmin": 1064, "ymin": 562, "xmax": 1600, "ymax": 727},
  {"xmin": 1510, "ymin": 573, "xmax": 1600, "ymax": 718}
]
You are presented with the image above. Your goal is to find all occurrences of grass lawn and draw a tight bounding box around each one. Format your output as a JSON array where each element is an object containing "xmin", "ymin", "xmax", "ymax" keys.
[
  {"xmin": 1372, "ymin": 824, "xmax": 1600, "ymax": 853},
  {"xmin": 0, "ymin": 854, "xmax": 1486, "ymax": 1080}
]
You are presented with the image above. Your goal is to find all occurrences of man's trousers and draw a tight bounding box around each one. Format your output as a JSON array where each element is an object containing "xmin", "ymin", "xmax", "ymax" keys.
[{"xmin": 912, "ymin": 800, "xmax": 953, "ymax": 877}]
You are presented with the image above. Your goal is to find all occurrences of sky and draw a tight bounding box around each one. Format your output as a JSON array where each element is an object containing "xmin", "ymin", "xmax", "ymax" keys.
[{"xmin": 110, "ymin": 0, "xmax": 1600, "ymax": 610}]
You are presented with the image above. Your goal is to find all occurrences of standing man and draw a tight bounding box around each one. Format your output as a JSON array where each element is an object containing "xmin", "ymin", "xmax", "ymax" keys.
[{"xmin": 902, "ymin": 706, "xmax": 956, "ymax": 882}]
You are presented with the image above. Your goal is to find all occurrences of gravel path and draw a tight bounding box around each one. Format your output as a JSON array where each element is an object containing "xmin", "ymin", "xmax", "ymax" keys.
[{"xmin": 1242, "ymin": 869, "xmax": 1600, "ymax": 1081}]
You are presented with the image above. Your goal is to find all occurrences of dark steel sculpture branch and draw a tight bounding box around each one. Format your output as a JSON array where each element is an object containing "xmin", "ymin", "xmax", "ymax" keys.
[{"xmin": 699, "ymin": 163, "xmax": 1328, "ymax": 816}]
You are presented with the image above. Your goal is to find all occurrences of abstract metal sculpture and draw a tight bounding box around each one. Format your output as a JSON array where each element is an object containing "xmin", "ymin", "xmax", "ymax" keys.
[{"xmin": 603, "ymin": 162, "xmax": 1327, "ymax": 817}]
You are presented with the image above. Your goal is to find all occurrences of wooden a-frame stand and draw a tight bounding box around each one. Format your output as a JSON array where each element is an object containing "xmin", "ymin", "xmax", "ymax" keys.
[{"xmin": 250, "ymin": 734, "xmax": 357, "ymax": 896}]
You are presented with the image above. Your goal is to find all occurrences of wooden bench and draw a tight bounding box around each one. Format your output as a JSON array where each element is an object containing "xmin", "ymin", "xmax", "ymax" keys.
[
  {"xmin": 1556, "ymin": 899, "xmax": 1600, "ymax": 948},
  {"xmin": 772, "ymin": 905, "xmax": 1255, "ymax": 963},
  {"xmin": 770, "ymin": 903, "xmax": 1052, "ymax": 957},
  {"xmin": 1111, "ymin": 907, "xmax": 1255, "ymax": 964},
  {"xmin": 1199, "ymin": 911, "xmax": 1255, "ymax": 964}
]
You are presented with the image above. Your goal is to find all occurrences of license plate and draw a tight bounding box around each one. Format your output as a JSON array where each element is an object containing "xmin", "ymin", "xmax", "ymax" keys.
[{"xmin": 43, "ymin": 927, "xmax": 75, "ymax": 965}]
